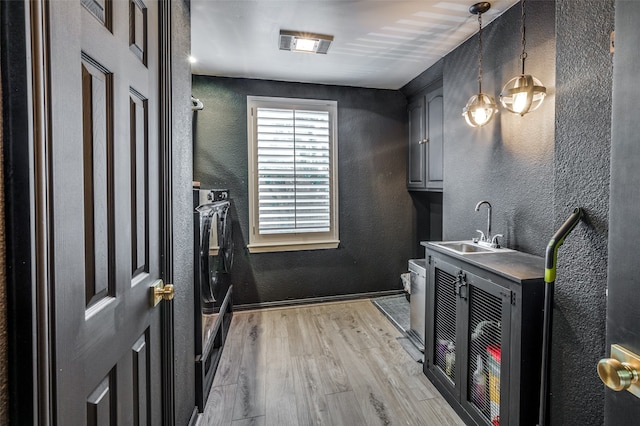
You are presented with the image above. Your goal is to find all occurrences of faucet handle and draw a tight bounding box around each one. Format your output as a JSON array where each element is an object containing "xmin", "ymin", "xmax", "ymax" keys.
[
  {"xmin": 491, "ymin": 234, "xmax": 503, "ymax": 248},
  {"xmin": 475, "ymin": 230, "xmax": 486, "ymax": 242}
]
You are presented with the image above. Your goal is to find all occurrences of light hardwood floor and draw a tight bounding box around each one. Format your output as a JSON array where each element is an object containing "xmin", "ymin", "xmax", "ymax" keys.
[{"xmin": 197, "ymin": 299, "xmax": 464, "ymax": 426}]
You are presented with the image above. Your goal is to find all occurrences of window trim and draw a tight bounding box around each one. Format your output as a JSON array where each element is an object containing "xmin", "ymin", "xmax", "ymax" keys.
[{"xmin": 246, "ymin": 96, "xmax": 339, "ymax": 253}]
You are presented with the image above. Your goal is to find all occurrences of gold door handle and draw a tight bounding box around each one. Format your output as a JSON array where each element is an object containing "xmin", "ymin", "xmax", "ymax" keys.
[
  {"xmin": 598, "ymin": 344, "xmax": 640, "ymax": 398},
  {"xmin": 150, "ymin": 280, "xmax": 175, "ymax": 307},
  {"xmin": 598, "ymin": 358, "xmax": 638, "ymax": 391}
]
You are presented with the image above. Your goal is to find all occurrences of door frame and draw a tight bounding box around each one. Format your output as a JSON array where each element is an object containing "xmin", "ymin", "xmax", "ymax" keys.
[{"xmin": 2, "ymin": 0, "xmax": 176, "ymax": 423}]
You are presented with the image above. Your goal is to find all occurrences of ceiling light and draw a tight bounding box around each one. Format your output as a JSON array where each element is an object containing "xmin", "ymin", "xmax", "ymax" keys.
[
  {"xmin": 499, "ymin": 0, "xmax": 546, "ymax": 116},
  {"xmin": 279, "ymin": 30, "xmax": 333, "ymax": 54},
  {"xmin": 462, "ymin": 2, "xmax": 498, "ymax": 128}
]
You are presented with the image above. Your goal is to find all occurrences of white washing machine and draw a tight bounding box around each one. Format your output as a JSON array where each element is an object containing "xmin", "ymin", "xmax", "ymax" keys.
[{"xmin": 408, "ymin": 259, "xmax": 426, "ymax": 352}]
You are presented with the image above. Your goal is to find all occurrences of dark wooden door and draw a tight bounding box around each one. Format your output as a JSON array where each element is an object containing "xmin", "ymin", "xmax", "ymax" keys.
[
  {"xmin": 48, "ymin": 0, "xmax": 164, "ymax": 423},
  {"xmin": 608, "ymin": 0, "xmax": 640, "ymax": 423}
]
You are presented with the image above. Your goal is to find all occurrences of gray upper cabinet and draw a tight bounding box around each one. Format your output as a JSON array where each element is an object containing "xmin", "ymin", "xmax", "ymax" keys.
[{"xmin": 407, "ymin": 83, "xmax": 443, "ymax": 191}]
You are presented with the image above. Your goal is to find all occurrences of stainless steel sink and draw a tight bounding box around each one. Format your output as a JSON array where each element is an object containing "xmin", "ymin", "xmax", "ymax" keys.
[{"xmin": 430, "ymin": 241, "xmax": 513, "ymax": 255}]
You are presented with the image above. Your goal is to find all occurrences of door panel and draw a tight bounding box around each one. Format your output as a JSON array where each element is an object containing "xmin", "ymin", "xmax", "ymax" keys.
[
  {"xmin": 426, "ymin": 88, "xmax": 443, "ymax": 187},
  {"xmin": 81, "ymin": 53, "xmax": 115, "ymax": 309},
  {"xmin": 607, "ymin": 0, "xmax": 640, "ymax": 423},
  {"xmin": 49, "ymin": 0, "xmax": 162, "ymax": 423},
  {"xmin": 407, "ymin": 98, "xmax": 426, "ymax": 188}
]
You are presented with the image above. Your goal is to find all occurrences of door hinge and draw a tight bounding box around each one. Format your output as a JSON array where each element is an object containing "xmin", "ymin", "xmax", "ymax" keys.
[
  {"xmin": 428, "ymin": 255, "xmax": 432, "ymax": 265},
  {"xmin": 500, "ymin": 289, "xmax": 516, "ymax": 305}
]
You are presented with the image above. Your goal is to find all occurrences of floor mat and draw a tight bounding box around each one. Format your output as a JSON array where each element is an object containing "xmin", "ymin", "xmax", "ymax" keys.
[
  {"xmin": 397, "ymin": 336, "xmax": 424, "ymax": 363},
  {"xmin": 371, "ymin": 294, "xmax": 410, "ymax": 334}
]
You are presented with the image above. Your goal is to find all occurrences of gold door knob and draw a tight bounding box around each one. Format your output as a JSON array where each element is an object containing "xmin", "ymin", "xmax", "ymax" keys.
[
  {"xmin": 156, "ymin": 284, "xmax": 175, "ymax": 301},
  {"xmin": 598, "ymin": 358, "xmax": 639, "ymax": 391},
  {"xmin": 150, "ymin": 280, "xmax": 174, "ymax": 307},
  {"xmin": 598, "ymin": 344, "xmax": 640, "ymax": 399}
]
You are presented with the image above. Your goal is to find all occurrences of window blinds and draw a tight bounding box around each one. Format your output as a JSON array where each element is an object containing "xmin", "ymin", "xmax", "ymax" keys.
[{"xmin": 256, "ymin": 107, "xmax": 331, "ymax": 235}]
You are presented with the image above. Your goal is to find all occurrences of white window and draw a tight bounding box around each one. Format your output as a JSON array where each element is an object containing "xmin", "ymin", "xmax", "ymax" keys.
[{"xmin": 247, "ymin": 96, "xmax": 339, "ymax": 253}]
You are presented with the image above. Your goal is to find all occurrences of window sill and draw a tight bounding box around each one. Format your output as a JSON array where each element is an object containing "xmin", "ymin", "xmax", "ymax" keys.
[{"xmin": 247, "ymin": 240, "xmax": 340, "ymax": 253}]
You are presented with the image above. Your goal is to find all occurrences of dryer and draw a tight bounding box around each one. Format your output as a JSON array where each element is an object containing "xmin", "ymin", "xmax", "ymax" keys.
[{"xmin": 193, "ymin": 186, "xmax": 234, "ymax": 412}]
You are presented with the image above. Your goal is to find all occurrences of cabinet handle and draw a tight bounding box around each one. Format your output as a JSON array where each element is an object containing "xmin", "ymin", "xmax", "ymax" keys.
[
  {"xmin": 455, "ymin": 272, "xmax": 467, "ymax": 299},
  {"xmin": 418, "ymin": 138, "xmax": 429, "ymax": 144}
]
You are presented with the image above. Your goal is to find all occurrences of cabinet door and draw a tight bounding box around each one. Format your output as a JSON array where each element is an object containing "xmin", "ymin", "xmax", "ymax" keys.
[
  {"xmin": 460, "ymin": 270, "xmax": 512, "ymax": 426},
  {"xmin": 425, "ymin": 257, "xmax": 463, "ymax": 396},
  {"xmin": 407, "ymin": 97, "xmax": 426, "ymax": 189},
  {"xmin": 425, "ymin": 255, "xmax": 514, "ymax": 426},
  {"xmin": 426, "ymin": 87, "xmax": 444, "ymax": 190},
  {"xmin": 407, "ymin": 84, "xmax": 444, "ymax": 191}
]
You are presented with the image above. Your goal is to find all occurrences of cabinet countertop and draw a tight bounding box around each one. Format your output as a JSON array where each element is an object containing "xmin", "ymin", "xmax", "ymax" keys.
[{"xmin": 421, "ymin": 241, "xmax": 545, "ymax": 284}]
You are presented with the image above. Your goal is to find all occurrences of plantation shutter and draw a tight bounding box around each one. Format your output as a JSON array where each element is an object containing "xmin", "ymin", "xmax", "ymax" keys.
[{"xmin": 256, "ymin": 107, "xmax": 331, "ymax": 234}]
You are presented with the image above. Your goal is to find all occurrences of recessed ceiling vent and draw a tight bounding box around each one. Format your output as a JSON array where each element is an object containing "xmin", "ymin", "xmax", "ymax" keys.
[{"xmin": 279, "ymin": 30, "xmax": 333, "ymax": 54}]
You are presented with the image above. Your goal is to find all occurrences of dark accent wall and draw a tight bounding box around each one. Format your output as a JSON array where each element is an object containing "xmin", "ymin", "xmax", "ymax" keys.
[
  {"xmin": 553, "ymin": 1, "xmax": 612, "ymax": 425},
  {"xmin": 441, "ymin": 1, "xmax": 556, "ymax": 255},
  {"xmin": 171, "ymin": 0, "xmax": 197, "ymax": 424},
  {"xmin": 409, "ymin": 0, "xmax": 612, "ymax": 424},
  {"xmin": 192, "ymin": 76, "xmax": 411, "ymax": 306}
]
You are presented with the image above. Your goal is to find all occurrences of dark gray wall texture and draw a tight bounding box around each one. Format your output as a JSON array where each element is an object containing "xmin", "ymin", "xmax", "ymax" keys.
[
  {"xmin": 192, "ymin": 77, "xmax": 412, "ymax": 307},
  {"xmin": 193, "ymin": 0, "xmax": 616, "ymax": 424},
  {"xmin": 553, "ymin": 1, "xmax": 612, "ymax": 425},
  {"xmin": 171, "ymin": 0, "xmax": 197, "ymax": 424},
  {"xmin": 440, "ymin": 1, "xmax": 556, "ymax": 255}
]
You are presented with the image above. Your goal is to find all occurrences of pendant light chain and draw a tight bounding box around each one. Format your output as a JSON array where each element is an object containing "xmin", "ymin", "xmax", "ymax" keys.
[
  {"xmin": 477, "ymin": 11, "xmax": 483, "ymax": 93},
  {"xmin": 520, "ymin": 0, "xmax": 527, "ymax": 74},
  {"xmin": 499, "ymin": 0, "xmax": 546, "ymax": 116},
  {"xmin": 463, "ymin": 2, "xmax": 498, "ymax": 127}
]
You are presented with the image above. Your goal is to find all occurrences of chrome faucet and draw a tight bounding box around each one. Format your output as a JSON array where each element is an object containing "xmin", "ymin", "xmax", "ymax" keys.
[{"xmin": 474, "ymin": 200, "xmax": 502, "ymax": 248}]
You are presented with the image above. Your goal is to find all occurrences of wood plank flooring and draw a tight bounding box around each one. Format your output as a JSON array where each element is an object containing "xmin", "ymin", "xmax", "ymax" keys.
[{"xmin": 197, "ymin": 299, "xmax": 464, "ymax": 426}]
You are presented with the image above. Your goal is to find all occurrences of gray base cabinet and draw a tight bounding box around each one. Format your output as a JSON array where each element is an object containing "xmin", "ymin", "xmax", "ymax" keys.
[{"xmin": 422, "ymin": 244, "xmax": 545, "ymax": 426}]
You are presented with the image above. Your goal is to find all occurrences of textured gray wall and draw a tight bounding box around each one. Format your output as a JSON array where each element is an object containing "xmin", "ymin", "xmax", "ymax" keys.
[
  {"xmin": 192, "ymin": 76, "xmax": 411, "ymax": 306},
  {"xmin": 441, "ymin": 1, "xmax": 556, "ymax": 255},
  {"xmin": 435, "ymin": 0, "xmax": 611, "ymax": 423},
  {"xmin": 0, "ymin": 39, "xmax": 6, "ymax": 425},
  {"xmin": 171, "ymin": 0, "xmax": 197, "ymax": 423},
  {"xmin": 419, "ymin": 0, "xmax": 610, "ymax": 424},
  {"xmin": 553, "ymin": 1, "xmax": 612, "ymax": 425}
]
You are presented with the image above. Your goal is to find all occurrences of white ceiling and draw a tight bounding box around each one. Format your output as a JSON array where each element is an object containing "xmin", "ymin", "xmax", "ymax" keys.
[{"xmin": 190, "ymin": 1, "xmax": 519, "ymax": 90}]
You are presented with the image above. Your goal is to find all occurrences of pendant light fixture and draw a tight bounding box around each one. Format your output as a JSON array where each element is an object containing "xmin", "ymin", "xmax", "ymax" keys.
[
  {"xmin": 499, "ymin": 0, "xmax": 546, "ymax": 115},
  {"xmin": 463, "ymin": 2, "xmax": 498, "ymax": 128}
]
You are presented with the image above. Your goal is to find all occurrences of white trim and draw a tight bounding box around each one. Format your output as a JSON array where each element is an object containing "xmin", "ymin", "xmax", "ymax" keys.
[
  {"xmin": 247, "ymin": 96, "xmax": 339, "ymax": 253},
  {"xmin": 247, "ymin": 239, "xmax": 340, "ymax": 253}
]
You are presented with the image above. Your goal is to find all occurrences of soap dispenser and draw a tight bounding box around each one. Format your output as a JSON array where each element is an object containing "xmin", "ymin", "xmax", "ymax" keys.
[{"xmin": 472, "ymin": 354, "xmax": 486, "ymax": 407}]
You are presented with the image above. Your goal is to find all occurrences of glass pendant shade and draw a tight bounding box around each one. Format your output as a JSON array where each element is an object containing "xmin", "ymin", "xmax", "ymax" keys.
[
  {"xmin": 464, "ymin": 2, "xmax": 494, "ymax": 128},
  {"xmin": 463, "ymin": 93, "xmax": 499, "ymax": 127},
  {"xmin": 500, "ymin": 74, "xmax": 546, "ymax": 115}
]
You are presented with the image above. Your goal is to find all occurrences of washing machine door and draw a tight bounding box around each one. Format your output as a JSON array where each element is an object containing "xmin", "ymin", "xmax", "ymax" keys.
[{"xmin": 197, "ymin": 202, "xmax": 228, "ymax": 304}]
